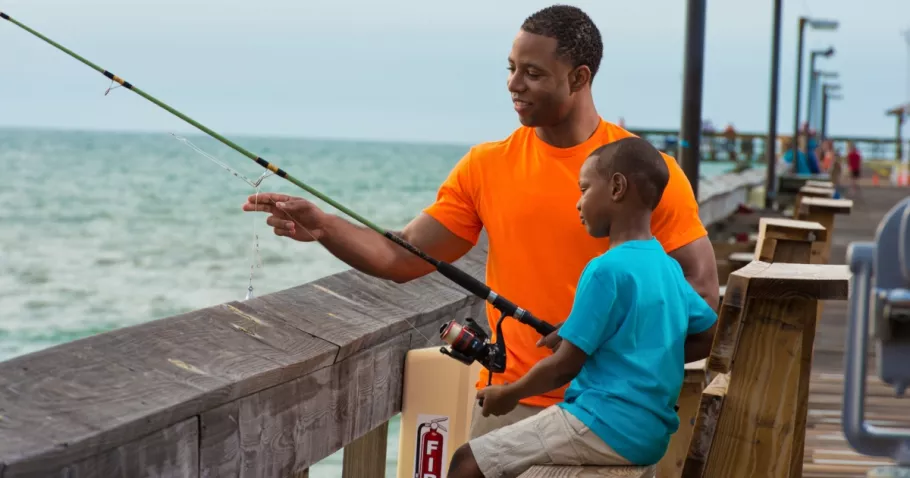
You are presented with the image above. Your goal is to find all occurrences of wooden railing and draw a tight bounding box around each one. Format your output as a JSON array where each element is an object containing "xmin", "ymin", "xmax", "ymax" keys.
[
  {"xmin": 0, "ymin": 168, "xmax": 768, "ymax": 478},
  {"xmin": 629, "ymin": 127, "xmax": 906, "ymax": 163}
]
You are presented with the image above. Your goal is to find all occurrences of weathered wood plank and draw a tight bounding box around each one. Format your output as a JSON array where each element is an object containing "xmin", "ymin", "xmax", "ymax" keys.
[
  {"xmin": 705, "ymin": 272, "xmax": 749, "ymax": 374},
  {"xmin": 229, "ymin": 249, "xmax": 483, "ymax": 362},
  {"xmin": 693, "ymin": 214, "xmax": 826, "ymax": 477},
  {"xmin": 703, "ymin": 297, "xmax": 819, "ymax": 478},
  {"xmin": 730, "ymin": 262, "xmax": 850, "ymax": 300},
  {"xmin": 799, "ymin": 197, "xmax": 854, "ymax": 215},
  {"xmin": 657, "ymin": 377, "xmax": 705, "ymax": 478},
  {"xmin": 0, "ymin": 238, "xmax": 487, "ymax": 475},
  {"xmin": 198, "ymin": 333, "xmax": 411, "ymax": 477},
  {"xmin": 0, "ymin": 301, "xmax": 340, "ymax": 475},
  {"xmin": 798, "ymin": 186, "xmax": 836, "ymax": 198},
  {"xmin": 341, "ymin": 422, "xmax": 388, "ymax": 478},
  {"xmin": 519, "ymin": 465, "xmax": 655, "ymax": 477},
  {"xmin": 804, "ymin": 180, "xmax": 834, "ymax": 189},
  {"xmin": 681, "ymin": 373, "xmax": 728, "ymax": 478},
  {"xmin": 6, "ymin": 417, "xmax": 200, "ymax": 478}
]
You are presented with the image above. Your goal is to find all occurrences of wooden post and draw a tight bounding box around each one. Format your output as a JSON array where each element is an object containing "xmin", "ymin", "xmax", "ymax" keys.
[
  {"xmin": 342, "ymin": 421, "xmax": 389, "ymax": 478},
  {"xmin": 804, "ymin": 180, "xmax": 834, "ymax": 189},
  {"xmin": 793, "ymin": 185, "xmax": 834, "ymax": 215},
  {"xmin": 795, "ymin": 197, "xmax": 854, "ymax": 265},
  {"xmin": 699, "ymin": 262, "xmax": 850, "ymax": 478},
  {"xmin": 788, "ymin": 197, "xmax": 852, "ymax": 478},
  {"xmin": 684, "ymin": 218, "xmax": 827, "ymax": 478},
  {"xmin": 656, "ymin": 359, "xmax": 709, "ymax": 478}
]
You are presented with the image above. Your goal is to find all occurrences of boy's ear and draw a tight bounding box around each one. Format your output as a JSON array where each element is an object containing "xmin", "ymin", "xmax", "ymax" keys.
[{"xmin": 611, "ymin": 172, "xmax": 627, "ymax": 200}]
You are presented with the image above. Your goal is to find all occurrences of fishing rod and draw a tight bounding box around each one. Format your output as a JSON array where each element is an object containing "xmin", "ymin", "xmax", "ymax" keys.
[{"xmin": 1, "ymin": 11, "xmax": 556, "ymax": 377}]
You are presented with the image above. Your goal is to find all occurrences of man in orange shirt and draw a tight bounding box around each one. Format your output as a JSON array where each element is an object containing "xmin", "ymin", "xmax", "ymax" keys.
[{"xmin": 243, "ymin": 4, "xmax": 719, "ymax": 439}]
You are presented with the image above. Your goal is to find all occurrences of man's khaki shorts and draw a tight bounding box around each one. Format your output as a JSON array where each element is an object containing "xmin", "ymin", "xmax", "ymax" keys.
[{"xmin": 468, "ymin": 405, "xmax": 656, "ymax": 478}]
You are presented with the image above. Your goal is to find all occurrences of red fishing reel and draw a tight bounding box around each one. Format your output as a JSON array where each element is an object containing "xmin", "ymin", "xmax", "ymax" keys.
[{"xmin": 439, "ymin": 316, "xmax": 506, "ymax": 374}]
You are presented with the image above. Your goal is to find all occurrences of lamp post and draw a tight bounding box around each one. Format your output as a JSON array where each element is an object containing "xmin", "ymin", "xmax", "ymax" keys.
[
  {"xmin": 764, "ymin": 0, "xmax": 783, "ymax": 209},
  {"xmin": 792, "ymin": 17, "xmax": 839, "ymax": 164},
  {"xmin": 678, "ymin": 0, "xmax": 707, "ymax": 200},
  {"xmin": 765, "ymin": 0, "xmax": 782, "ymax": 209},
  {"xmin": 821, "ymin": 83, "xmax": 842, "ymax": 139},
  {"xmin": 814, "ymin": 70, "xmax": 839, "ymax": 138},
  {"xmin": 808, "ymin": 47, "xmax": 835, "ymax": 131}
]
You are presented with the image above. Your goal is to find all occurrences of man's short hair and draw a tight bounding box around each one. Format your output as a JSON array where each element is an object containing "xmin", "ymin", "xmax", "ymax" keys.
[
  {"xmin": 520, "ymin": 5, "xmax": 603, "ymax": 80},
  {"xmin": 589, "ymin": 137, "xmax": 670, "ymax": 210}
]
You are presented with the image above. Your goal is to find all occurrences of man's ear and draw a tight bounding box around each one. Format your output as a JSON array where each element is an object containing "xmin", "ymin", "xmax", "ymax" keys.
[{"xmin": 569, "ymin": 65, "xmax": 591, "ymax": 92}]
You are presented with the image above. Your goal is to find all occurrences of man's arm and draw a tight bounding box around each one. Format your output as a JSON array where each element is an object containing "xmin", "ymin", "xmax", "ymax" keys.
[
  {"xmin": 318, "ymin": 212, "xmax": 474, "ymax": 283},
  {"xmin": 668, "ymin": 236, "xmax": 720, "ymax": 311},
  {"xmin": 685, "ymin": 323, "xmax": 717, "ymax": 363},
  {"xmin": 249, "ymin": 150, "xmax": 482, "ymax": 284},
  {"xmin": 682, "ymin": 279, "xmax": 719, "ymax": 363}
]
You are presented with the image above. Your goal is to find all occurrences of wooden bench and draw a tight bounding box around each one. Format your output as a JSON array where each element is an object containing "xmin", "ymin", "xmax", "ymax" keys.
[
  {"xmin": 520, "ymin": 465, "xmax": 655, "ymax": 477},
  {"xmin": 682, "ymin": 213, "xmax": 851, "ymax": 478},
  {"xmin": 683, "ymin": 262, "xmax": 850, "ymax": 478},
  {"xmin": 793, "ymin": 185, "xmax": 835, "ymax": 215},
  {"xmin": 804, "ymin": 180, "xmax": 834, "ymax": 189}
]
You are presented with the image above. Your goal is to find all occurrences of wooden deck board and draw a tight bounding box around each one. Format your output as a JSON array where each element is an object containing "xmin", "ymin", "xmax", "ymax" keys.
[{"xmin": 804, "ymin": 186, "xmax": 910, "ymax": 476}]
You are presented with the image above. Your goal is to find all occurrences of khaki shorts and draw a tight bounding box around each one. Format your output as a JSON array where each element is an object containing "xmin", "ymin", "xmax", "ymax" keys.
[
  {"xmin": 468, "ymin": 405, "xmax": 656, "ymax": 478},
  {"xmin": 470, "ymin": 400, "xmax": 543, "ymax": 439}
]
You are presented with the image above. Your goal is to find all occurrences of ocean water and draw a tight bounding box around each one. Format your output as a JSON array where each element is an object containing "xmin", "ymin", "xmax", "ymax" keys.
[{"xmin": 0, "ymin": 128, "xmax": 740, "ymax": 476}]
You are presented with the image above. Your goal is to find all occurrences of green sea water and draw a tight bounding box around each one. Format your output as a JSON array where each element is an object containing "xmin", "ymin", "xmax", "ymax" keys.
[{"xmin": 0, "ymin": 127, "xmax": 742, "ymax": 476}]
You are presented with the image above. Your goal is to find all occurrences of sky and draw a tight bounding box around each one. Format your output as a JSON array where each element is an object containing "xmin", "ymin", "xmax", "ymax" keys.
[{"xmin": 1, "ymin": 0, "xmax": 909, "ymax": 145}]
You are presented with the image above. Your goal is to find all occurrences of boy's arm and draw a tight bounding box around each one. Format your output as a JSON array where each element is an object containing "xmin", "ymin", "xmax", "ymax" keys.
[
  {"xmin": 684, "ymin": 284, "xmax": 719, "ymax": 363},
  {"xmin": 508, "ymin": 266, "xmax": 619, "ymax": 400},
  {"xmin": 504, "ymin": 341, "xmax": 588, "ymax": 401}
]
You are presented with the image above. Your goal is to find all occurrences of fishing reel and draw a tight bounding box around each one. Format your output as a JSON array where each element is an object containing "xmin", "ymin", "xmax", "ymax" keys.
[{"xmin": 438, "ymin": 314, "xmax": 507, "ymax": 381}]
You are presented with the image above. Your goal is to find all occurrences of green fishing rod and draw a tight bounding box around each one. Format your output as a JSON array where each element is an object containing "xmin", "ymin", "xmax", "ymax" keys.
[{"xmin": 1, "ymin": 12, "xmax": 556, "ymax": 373}]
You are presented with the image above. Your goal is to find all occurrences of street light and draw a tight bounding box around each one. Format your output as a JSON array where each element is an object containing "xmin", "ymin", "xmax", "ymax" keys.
[
  {"xmin": 808, "ymin": 47, "xmax": 836, "ymax": 130},
  {"xmin": 821, "ymin": 83, "xmax": 842, "ymax": 139},
  {"xmin": 764, "ymin": 0, "xmax": 783, "ymax": 209},
  {"xmin": 792, "ymin": 17, "xmax": 839, "ymax": 164}
]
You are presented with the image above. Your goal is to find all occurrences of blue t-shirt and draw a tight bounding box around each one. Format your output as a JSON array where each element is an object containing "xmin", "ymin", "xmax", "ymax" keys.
[{"xmin": 556, "ymin": 237, "xmax": 718, "ymax": 465}]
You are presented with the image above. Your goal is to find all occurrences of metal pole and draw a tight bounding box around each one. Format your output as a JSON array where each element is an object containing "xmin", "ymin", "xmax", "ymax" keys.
[
  {"xmin": 821, "ymin": 88, "xmax": 828, "ymax": 138},
  {"xmin": 678, "ymin": 0, "xmax": 707, "ymax": 200},
  {"xmin": 792, "ymin": 18, "xmax": 806, "ymax": 161},
  {"xmin": 807, "ymin": 54, "xmax": 818, "ymax": 129},
  {"xmin": 764, "ymin": 0, "xmax": 783, "ymax": 209}
]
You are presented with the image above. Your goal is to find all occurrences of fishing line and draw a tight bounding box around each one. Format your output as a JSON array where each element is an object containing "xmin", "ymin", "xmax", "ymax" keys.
[
  {"xmin": 171, "ymin": 133, "xmax": 273, "ymax": 300},
  {"xmin": 171, "ymin": 134, "xmax": 434, "ymax": 343},
  {"xmin": 1, "ymin": 12, "xmax": 554, "ymax": 364}
]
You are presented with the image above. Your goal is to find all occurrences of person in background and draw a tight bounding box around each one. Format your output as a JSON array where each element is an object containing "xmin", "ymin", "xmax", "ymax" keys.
[
  {"xmin": 829, "ymin": 147, "xmax": 845, "ymax": 199},
  {"xmin": 781, "ymin": 137, "xmax": 811, "ymax": 175},
  {"xmin": 847, "ymin": 141, "xmax": 863, "ymax": 196}
]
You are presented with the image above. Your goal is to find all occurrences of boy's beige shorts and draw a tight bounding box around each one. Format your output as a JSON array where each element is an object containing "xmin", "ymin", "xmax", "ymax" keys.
[{"xmin": 468, "ymin": 404, "xmax": 657, "ymax": 478}]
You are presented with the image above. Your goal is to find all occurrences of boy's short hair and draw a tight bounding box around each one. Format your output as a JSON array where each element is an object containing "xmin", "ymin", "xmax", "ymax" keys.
[{"xmin": 589, "ymin": 137, "xmax": 670, "ymax": 210}]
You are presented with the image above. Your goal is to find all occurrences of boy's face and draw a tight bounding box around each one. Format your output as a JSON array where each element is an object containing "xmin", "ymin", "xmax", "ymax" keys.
[{"xmin": 576, "ymin": 153, "xmax": 626, "ymax": 238}]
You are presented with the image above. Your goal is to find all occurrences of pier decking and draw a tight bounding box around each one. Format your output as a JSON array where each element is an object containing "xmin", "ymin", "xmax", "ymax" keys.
[{"xmin": 803, "ymin": 186, "xmax": 910, "ymax": 477}]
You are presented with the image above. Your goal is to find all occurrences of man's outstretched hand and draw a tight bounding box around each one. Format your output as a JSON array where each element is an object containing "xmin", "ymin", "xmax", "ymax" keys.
[{"xmin": 242, "ymin": 193, "xmax": 329, "ymax": 242}]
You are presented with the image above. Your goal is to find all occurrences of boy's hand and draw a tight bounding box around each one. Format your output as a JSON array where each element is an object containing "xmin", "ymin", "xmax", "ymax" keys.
[
  {"xmin": 536, "ymin": 321, "xmax": 564, "ymax": 351},
  {"xmin": 476, "ymin": 384, "xmax": 520, "ymax": 417}
]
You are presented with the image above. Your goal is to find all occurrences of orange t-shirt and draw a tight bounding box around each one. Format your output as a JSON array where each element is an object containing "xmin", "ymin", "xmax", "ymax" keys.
[{"xmin": 423, "ymin": 119, "xmax": 708, "ymax": 408}]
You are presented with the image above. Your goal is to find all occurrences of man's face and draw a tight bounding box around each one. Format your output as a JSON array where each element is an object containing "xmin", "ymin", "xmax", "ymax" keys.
[
  {"xmin": 576, "ymin": 155, "xmax": 618, "ymax": 238},
  {"xmin": 507, "ymin": 30, "xmax": 577, "ymax": 127}
]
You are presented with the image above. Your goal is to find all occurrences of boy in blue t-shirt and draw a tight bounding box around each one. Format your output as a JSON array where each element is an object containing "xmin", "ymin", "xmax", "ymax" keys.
[{"xmin": 447, "ymin": 137, "xmax": 718, "ymax": 478}]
